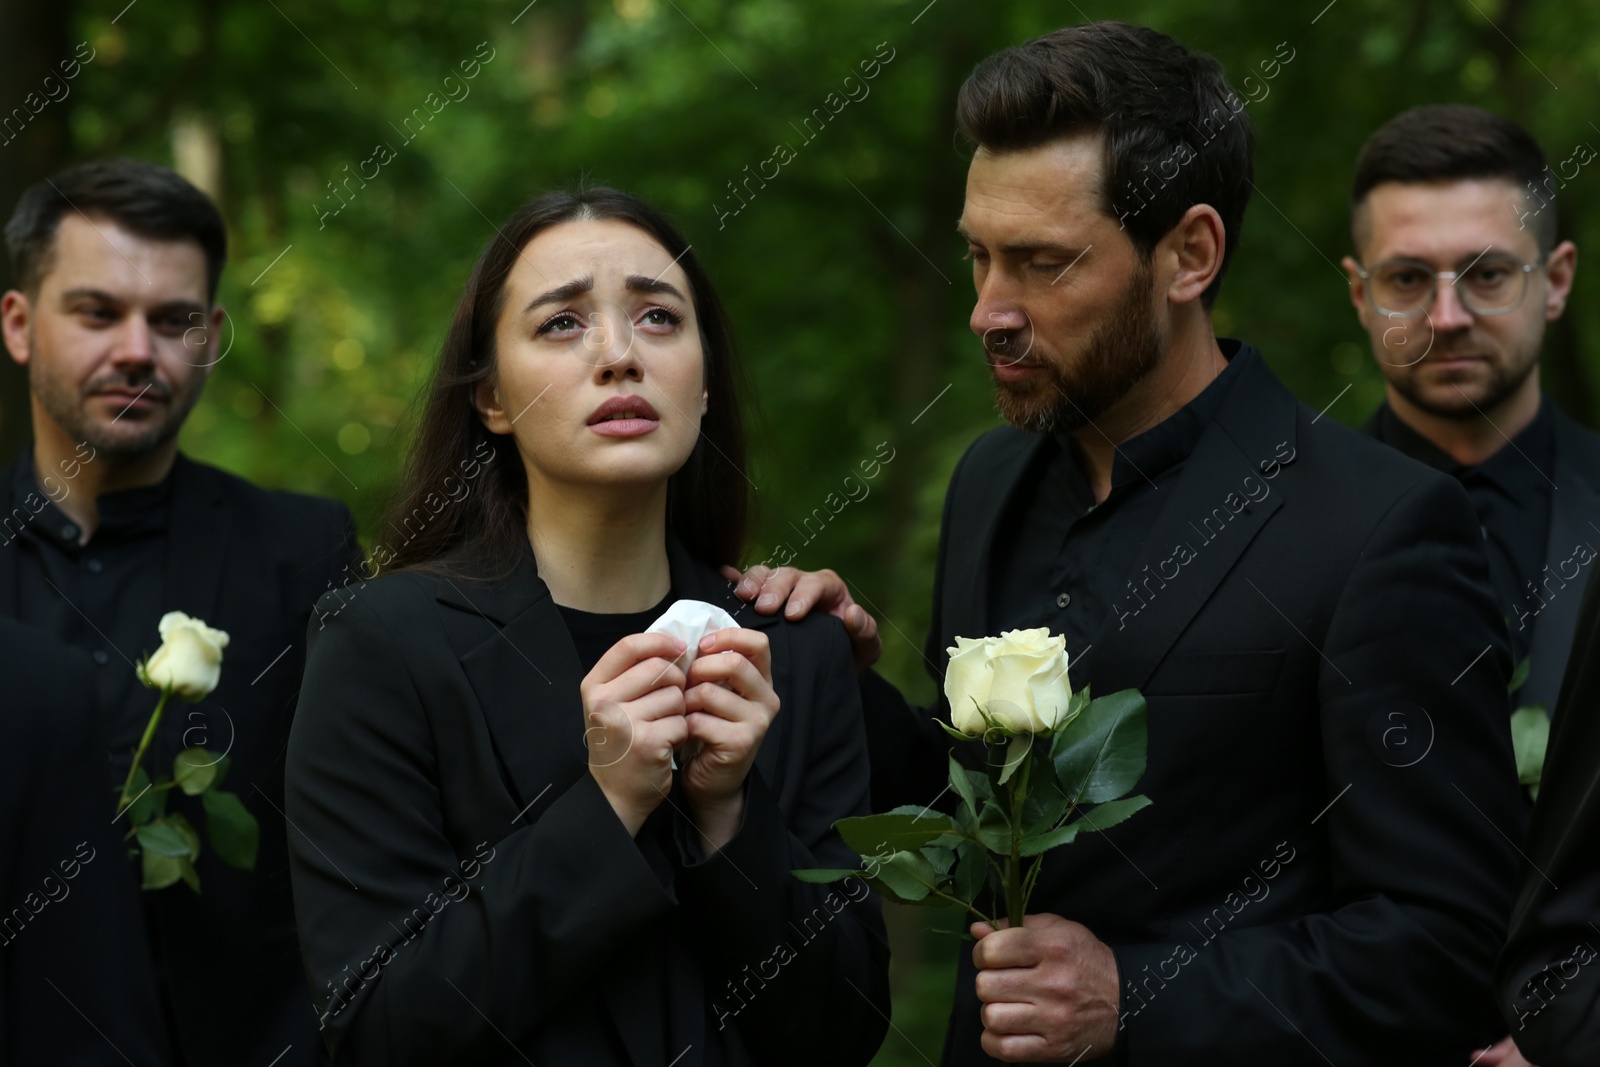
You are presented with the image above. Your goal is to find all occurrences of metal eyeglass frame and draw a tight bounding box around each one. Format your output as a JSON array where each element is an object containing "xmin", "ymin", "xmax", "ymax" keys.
[{"xmin": 1352, "ymin": 254, "xmax": 1547, "ymax": 319}]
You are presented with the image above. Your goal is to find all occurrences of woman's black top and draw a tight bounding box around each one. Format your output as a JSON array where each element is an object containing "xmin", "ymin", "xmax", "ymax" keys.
[{"xmin": 554, "ymin": 589, "xmax": 675, "ymax": 674}]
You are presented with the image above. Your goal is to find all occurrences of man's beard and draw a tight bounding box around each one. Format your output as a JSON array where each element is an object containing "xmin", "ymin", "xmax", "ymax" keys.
[
  {"xmin": 991, "ymin": 260, "xmax": 1163, "ymax": 435},
  {"xmin": 1386, "ymin": 332, "xmax": 1541, "ymax": 421},
  {"xmin": 31, "ymin": 352, "xmax": 199, "ymax": 459}
]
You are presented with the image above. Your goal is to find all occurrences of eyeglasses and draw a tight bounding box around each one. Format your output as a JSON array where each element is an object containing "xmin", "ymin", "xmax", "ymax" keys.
[{"xmin": 1353, "ymin": 253, "xmax": 1546, "ymax": 319}]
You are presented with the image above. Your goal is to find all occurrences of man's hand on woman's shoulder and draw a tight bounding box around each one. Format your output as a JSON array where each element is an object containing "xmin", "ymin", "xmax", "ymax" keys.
[{"xmin": 722, "ymin": 564, "xmax": 882, "ymax": 673}]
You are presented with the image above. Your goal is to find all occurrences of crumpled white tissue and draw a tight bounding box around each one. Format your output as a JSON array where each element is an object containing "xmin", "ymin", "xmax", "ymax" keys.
[
  {"xmin": 644, "ymin": 599, "xmax": 741, "ymax": 769},
  {"xmin": 645, "ymin": 599, "xmax": 741, "ymax": 675}
]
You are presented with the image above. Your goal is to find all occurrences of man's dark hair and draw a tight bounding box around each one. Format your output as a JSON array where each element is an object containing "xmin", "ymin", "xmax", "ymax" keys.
[
  {"xmin": 956, "ymin": 21, "xmax": 1255, "ymax": 309},
  {"xmin": 5, "ymin": 159, "xmax": 227, "ymax": 301},
  {"xmin": 1351, "ymin": 104, "xmax": 1556, "ymax": 253}
]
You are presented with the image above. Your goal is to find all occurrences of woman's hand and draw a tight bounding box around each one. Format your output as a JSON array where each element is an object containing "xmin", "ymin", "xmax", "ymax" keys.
[
  {"xmin": 582, "ymin": 632, "xmax": 688, "ymax": 837},
  {"xmin": 680, "ymin": 628, "xmax": 780, "ymax": 853}
]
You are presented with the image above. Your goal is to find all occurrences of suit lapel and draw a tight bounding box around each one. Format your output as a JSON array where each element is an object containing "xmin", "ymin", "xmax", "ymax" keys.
[
  {"xmin": 1522, "ymin": 411, "xmax": 1600, "ymax": 712},
  {"xmin": 1075, "ymin": 353, "xmax": 1298, "ymax": 693},
  {"xmin": 436, "ymin": 546, "xmax": 587, "ymax": 819},
  {"xmin": 162, "ymin": 456, "xmax": 232, "ymax": 624},
  {"xmin": 951, "ymin": 433, "xmax": 1053, "ymax": 642}
]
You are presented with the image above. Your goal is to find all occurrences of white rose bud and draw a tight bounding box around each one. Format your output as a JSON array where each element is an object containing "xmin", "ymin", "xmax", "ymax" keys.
[
  {"xmin": 141, "ymin": 612, "xmax": 231, "ymax": 701},
  {"xmin": 944, "ymin": 628, "xmax": 1073, "ymax": 736}
]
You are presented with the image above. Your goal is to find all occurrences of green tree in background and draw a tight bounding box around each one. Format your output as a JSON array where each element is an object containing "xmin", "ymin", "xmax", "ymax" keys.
[{"xmin": 4, "ymin": 1, "xmax": 1596, "ymax": 1062}]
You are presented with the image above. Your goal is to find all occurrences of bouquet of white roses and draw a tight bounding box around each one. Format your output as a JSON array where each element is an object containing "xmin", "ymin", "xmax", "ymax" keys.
[{"xmin": 795, "ymin": 628, "xmax": 1151, "ymax": 930}]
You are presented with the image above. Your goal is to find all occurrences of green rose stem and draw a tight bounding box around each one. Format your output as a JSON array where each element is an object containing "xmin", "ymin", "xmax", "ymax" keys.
[
  {"xmin": 118, "ymin": 688, "xmax": 172, "ymax": 814},
  {"xmin": 1005, "ymin": 751, "xmax": 1030, "ymax": 930}
]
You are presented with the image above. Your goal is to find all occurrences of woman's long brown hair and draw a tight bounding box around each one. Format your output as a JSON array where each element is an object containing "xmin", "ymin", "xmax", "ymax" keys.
[{"xmin": 377, "ymin": 187, "xmax": 749, "ymax": 581}]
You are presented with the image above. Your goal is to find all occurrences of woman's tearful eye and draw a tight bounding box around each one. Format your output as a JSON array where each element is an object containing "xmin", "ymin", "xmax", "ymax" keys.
[
  {"xmin": 536, "ymin": 311, "xmax": 585, "ymax": 337},
  {"xmin": 637, "ymin": 306, "xmax": 682, "ymax": 333}
]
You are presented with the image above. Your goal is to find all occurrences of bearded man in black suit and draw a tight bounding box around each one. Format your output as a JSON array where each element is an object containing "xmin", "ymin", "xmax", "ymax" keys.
[{"xmin": 730, "ymin": 22, "xmax": 1524, "ymax": 1066}]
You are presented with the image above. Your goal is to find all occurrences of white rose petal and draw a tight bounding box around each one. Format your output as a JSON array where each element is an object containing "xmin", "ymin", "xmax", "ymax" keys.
[{"xmin": 944, "ymin": 635, "xmax": 997, "ymax": 736}]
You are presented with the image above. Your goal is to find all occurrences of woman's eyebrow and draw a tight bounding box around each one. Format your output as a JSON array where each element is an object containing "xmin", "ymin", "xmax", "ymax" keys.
[
  {"xmin": 625, "ymin": 275, "xmax": 687, "ymax": 302},
  {"xmin": 522, "ymin": 275, "xmax": 594, "ymax": 313},
  {"xmin": 522, "ymin": 274, "xmax": 687, "ymax": 312}
]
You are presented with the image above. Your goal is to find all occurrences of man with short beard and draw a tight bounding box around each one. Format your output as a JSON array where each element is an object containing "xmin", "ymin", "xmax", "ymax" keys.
[
  {"xmin": 729, "ymin": 22, "xmax": 1523, "ymax": 1065},
  {"xmin": 1345, "ymin": 105, "xmax": 1588, "ymax": 741},
  {"xmin": 0, "ymin": 160, "xmax": 359, "ymax": 1066},
  {"xmin": 1343, "ymin": 103, "xmax": 1592, "ymax": 1067}
]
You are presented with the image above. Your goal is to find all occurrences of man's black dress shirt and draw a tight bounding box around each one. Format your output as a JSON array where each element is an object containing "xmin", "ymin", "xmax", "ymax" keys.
[
  {"xmin": 1369, "ymin": 399, "xmax": 1554, "ymax": 672},
  {"xmin": 990, "ymin": 339, "xmax": 1248, "ymax": 661},
  {"xmin": 11, "ymin": 449, "xmax": 172, "ymax": 776}
]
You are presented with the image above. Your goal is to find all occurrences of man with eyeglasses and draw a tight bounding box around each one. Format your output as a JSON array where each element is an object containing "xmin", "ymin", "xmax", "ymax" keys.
[
  {"xmin": 1342, "ymin": 104, "xmax": 1588, "ymax": 1067},
  {"xmin": 1344, "ymin": 104, "xmax": 1585, "ymax": 732}
]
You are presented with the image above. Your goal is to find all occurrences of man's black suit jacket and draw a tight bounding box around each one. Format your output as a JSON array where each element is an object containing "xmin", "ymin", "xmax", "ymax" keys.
[
  {"xmin": 1361, "ymin": 400, "xmax": 1600, "ymax": 715},
  {"xmin": 0, "ymin": 452, "xmax": 361, "ymax": 1067},
  {"xmin": 1496, "ymin": 565, "xmax": 1600, "ymax": 1065},
  {"xmin": 862, "ymin": 347, "xmax": 1525, "ymax": 1065},
  {"xmin": 1, "ymin": 617, "xmax": 168, "ymax": 1066},
  {"xmin": 286, "ymin": 535, "xmax": 891, "ymax": 1067}
]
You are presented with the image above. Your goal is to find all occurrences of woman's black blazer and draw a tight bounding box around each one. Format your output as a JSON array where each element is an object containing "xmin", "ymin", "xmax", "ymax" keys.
[{"xmin": 285, "ymin": 535, "xmax": 890, "ymax": 1067}]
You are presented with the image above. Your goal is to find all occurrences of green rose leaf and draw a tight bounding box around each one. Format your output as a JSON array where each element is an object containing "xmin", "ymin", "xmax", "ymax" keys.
[
  {"xmin": 1509, "ymin": 706, "xmax": 1550, "ymax": 789},
  {"xmin": 951, "ymin": 838, "xmax": 987, "ymax": 904},
  {"xmin": 792, "ymin": 868, "xmax": 864, "ymax": 883},
  {"xmin": 119, "ymin": 765, "xmax": 162, "ymax": 824},
  {"xmin": 141, "ymin": 847, "xmax": 183, "ymax": 889},
  {"xmin": 1507, "ymin": 656, "xmax": 1531, "ymax": 695},
  {"xmin": 975, "ymin": 799, "xmax": 1012, "ymax": 853},
  {"xmin": 996, "ymin": 734, "xmax": 1033, "ymax": 786},
  {"xmin": 836, "ymin": 810, "xmax": 951, "ymax": 857},
  {"xmin": 1066, "ymin": 795, "xmax": 1154, "ymax": 837},
  {"xmin": 136, "ymin": 818, "xmax": 193, "ymax": 857},
  {"xmin": 1019, "ymin": 821, "xmax": 1081, "ymax": 857},
  {"xmin": 203, "ymin": 790, "xmax": 259, "ymax": 870},
  {"xmin": 1022, "ymin": 796, "xmax": 1154, "ymax": 856},
  {"xmin": 954, "ymin": 799, "xmax": 982, "ymax": 843},
  {"xmin": 870, "ymin": 850, "xmax": 935, "ymax": 903},
  {"xmin": 1052, "ymin": 689, "xmax": 1148, "ymax": 804},
  {"xmin": 178, "ymin": 856, "xmax": 201, "ymax": 894},
  {"xmin": 923, "ymin": 844, "xmax": 956, "ymax": 877},
  {"xmin": 1022, "ymin": 750, "xmax": 1070, "ymax": 835},
  {"xmin": 173, "ymin": 748, "xmax": 220, "ymax": 796},
  {"xmin": 168, "ymin": 812, "xmax": 202, "ymax": 860},
  {"xmin": 949, "ymin": 753, "xmax": 978, "ymax": 813}
]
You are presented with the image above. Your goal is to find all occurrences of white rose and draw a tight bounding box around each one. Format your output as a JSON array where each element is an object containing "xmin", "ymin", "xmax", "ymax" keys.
[
  {"xmin": 141, "ymin": 612, "xmax": 230, "ymax": 701},
  {"xmin": 944, "ymin": 628, "xmax": 1073, "ymax": 736}
]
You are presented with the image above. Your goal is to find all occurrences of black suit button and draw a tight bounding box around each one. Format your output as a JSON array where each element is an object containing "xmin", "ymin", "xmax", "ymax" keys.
[
  {"xmin": 1056, "ymin": 592, "xmax": 1071, "ymax": 608},
  {"xmin": 86, "ymin": 558, "xmax": 104, "ymax": 574},
  {"xmin": 92, "ymin": 649, "xmax": 109, "ymax": 666},
  {"xmin": 61, "ymin": 523, "xmax": 78, "ymax": 540}
]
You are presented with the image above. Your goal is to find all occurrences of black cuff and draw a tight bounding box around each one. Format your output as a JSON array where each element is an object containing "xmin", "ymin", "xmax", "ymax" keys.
[{"xmin": 668, "ymin": 772, "xmax": 755, "ymax": 869}]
